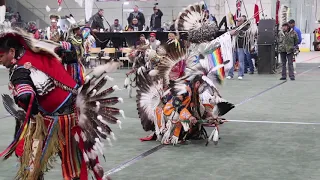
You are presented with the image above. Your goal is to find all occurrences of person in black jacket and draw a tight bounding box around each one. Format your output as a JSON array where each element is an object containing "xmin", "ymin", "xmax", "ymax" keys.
[
  {"xmin": 150, "ymin": 6, "xmax": 163, "ymax": 31},
  {"xmin": 127, "ymin": 5, "xmax": 145, "ymax": 29},
  {"xmin": 90, "ymin": 9, "xmax": 105, "ymax": 31}
]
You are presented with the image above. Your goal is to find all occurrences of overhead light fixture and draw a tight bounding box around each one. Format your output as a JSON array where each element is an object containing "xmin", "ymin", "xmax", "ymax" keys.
[{"xmin": 123, "ymin": 2, "xmax": 129, "ymax": 5}]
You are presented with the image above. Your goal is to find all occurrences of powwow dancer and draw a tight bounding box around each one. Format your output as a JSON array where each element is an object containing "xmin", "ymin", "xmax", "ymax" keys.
[
  {"xmin": 135, "ymin": 2, "xmax": 236, "ymax": 145},
  {"xmin": 0, "ymin": 26, "xmax": 124, "ymax": 179},
  {"xmin": 46, "ymin": 14, "xmax": 64, "ymax": 42}
]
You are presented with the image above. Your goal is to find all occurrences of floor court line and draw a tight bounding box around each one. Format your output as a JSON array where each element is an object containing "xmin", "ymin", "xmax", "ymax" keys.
[
  {"xmin": 227, "ymin": 119, "xmax": 320, "ymax": 125},
  {"xmin": 105, "ymin": 65, "xmax": 318, "ymax": 176}
]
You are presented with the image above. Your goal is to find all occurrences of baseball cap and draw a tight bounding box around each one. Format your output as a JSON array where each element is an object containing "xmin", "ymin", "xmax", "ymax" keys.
[{"xmin": 150, "ymin": 32, "xmax": 156, "ymax": 37}]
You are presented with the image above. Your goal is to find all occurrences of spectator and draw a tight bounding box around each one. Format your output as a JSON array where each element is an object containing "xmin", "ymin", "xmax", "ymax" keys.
[
  {"xmin": 242, "ymin": 15, "xmax": 254, "ymax": 74},
  {"xmin": 127, "ymin": 5, "xmax": 145, "ymax": 29},
  {"xmin": 288, "ymin": 19, "xmax": 301, "ymax": 74},
  {"xmin": 10, "ymin": 16, "xmax": 16, "ymax": 23},
  {"xmin": 136, "ymin": 34, "xmax": 149, "ymax": 47},
  {"xmin": 16, "ymin": 12, "xmax": 21, "ymax": 22},
  {"xmin": 149, "ymin": 32, "xmax": 160, "ymax": 50},
  {"xmin": 288, "ymin": 19, "xmax": 302, "ymax": 44},
  {"xmin": 150, "ymin": 5, "xmax": 163, "ymax": 31},
  {"xmin": 126, "ymin": 25, "xmax": 134, "ymax": 31},
  {"xmin": 90, "ymin": 9, "xmax": 105, "ymax": 31},
  {"xmin": 278, "ymin": 22, "xmax": 298, "ymax": 80},
  {"xmin": 27, "ymin": 21, "xmax": 40, "ymax": 39},
  {"xmin": 110, "ymin": 19, "xmax": 123, "ymax": 32},
  {"xmin": 131, "ymin": 18, "xmax": 143, "ymax": 31},
  {"xmin": 226, "ymin": 17, "xmax": 249, "ymax": 80},
  {"xmin": 204, "ymin": 10, "xmax": 218, "ymax": 25}
]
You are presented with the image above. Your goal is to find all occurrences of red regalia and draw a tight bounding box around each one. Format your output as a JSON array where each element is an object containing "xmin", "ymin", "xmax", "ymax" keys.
[{"xmin": 0, "ymin": 28, "xmax": 124, "ymax": 180}]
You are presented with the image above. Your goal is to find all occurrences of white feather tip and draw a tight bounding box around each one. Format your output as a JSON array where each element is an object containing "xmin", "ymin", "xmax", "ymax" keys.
[
  {"xmin": 149, "ymin": 69, "xmax": 159, "ymax": 76},
  {"xmin": 46, "ymin": 5, "xmax": 51, "ymax": 12},
  {"xmin": 110, "ymin": 132, "xmax": 116, "ymax": 140},
  {"xmin": 116, "ymin": 120, "xmax": 122, "ymax": 129},
  {"xmin": 112, "ymin": 85, "xmax": 120, "ymax": 91},
  {"xmin": 118, "ymin": 97, "xmax": 123, "ymax": 103},
  {"xmin": 104, "ymin": 75, "xmax": 114, "ymax": 81},
  {"xmin": 119, "ymin": 110, "xmax": 126, "ymax": 119}
]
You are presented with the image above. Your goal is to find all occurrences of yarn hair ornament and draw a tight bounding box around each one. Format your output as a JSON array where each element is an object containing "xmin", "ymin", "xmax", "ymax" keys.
[{"xmin": 175, "ymin": 1, "xmax": 219, "ymax": 43}]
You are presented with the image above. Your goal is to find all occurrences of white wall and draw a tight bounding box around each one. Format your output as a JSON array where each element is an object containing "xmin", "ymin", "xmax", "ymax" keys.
[{"xmin": 18, "ymin": 0, "xmax": 274, "ymax": 29}]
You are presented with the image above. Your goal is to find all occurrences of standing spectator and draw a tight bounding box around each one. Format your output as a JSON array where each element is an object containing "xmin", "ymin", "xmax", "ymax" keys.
[
  {"xmin": 278, "ymin": 22, "xmax": 298, "ymax": 81},
  {"xmin": 242, "ymin": 15, "xmax": 254, "ymax": 74},
  {"xmin": 110, "ymin": 19, "xmax": 123, "ymax": 32},
  {"xmin": 149, "ymin": 32, "xmax": 160, "ymax": 50},
  {"xmin": 150, "ymin": 5, "xmax": 163, "ymax": 31},
  {"xmin": 204, "ymin": 10, "xmax": 218, "ymax": 25},
  {"xmin": 90, "ymin": 9, "xmax": 105, "ymax": 31},
  {"xmin": 288, "ymin": 19, "xmax": 302, "ymax": 74},
  {"xmin": 16, "ymin": 12, "xmax": 22, "ymax": 22},
  {"xmin": 127, "ymin": 5, "xmax": 145, "ymax": 29},
  {"xmin": 227, "ymin": 17, "xmax": 249, "ymax": 80}
]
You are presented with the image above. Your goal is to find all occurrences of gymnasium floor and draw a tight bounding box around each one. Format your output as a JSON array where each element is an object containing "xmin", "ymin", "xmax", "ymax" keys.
[{"xmin": 0, "ymin": 52, "xmax": 319, "ymax": 180}]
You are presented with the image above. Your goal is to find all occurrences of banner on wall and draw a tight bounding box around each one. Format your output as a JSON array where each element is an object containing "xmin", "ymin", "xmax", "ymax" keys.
[{"xmin": 299, "ymin": 34, "xmax": 311, "ymax": 52}]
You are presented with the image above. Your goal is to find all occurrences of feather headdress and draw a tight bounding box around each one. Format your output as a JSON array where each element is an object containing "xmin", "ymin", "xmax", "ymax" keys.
[
  {"xmin": 149, "ymin": 40, "xmax": 190, "ymax": 86},
  {"xmin": 175, "ymin": 1, "xmax": 218, "ymax": 43}
]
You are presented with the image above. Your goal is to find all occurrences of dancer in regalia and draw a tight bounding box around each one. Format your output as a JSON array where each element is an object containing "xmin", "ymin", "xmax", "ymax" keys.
[
  {"xmin": 0, "ymin": 25, "xmax": 124, "ymax": 179},
  {"xmin": 135, "ymin": 1, "xmax": 236, "ymax": 145},
  {"xmin": 46, "ymin": 14, "xmax": 63, "ymax": 42}
]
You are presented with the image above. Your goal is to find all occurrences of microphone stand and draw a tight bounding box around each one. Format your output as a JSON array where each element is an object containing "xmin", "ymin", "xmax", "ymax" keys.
[{"xmin": 102, "ymin": 16, "xmax": 112, "ymax": 32}]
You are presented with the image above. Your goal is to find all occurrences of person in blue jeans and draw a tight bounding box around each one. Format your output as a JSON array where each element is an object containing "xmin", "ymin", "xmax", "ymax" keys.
[
  {"xmin": 244, "ymin": 49, "xmax": 254, "ymax": 74},
  {"xmin": 227, "ymin": 17, "xmax": 250, "ymax": 80}
]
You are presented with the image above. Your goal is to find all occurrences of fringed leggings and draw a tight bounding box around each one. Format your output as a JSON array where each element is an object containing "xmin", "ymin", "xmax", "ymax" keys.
[{"xmin": 16, "ymin": 113, "xmax": 83, "ymax": 180}]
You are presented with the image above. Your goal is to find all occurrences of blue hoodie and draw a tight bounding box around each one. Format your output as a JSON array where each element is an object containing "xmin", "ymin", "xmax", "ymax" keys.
[{"xmin": 293, "ymin": 26, "xmax": 302, "ymax": 45}]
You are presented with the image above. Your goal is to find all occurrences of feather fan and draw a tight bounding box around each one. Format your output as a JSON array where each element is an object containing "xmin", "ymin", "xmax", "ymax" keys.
[
  {"xmin": 136, "ymin": 69, "xmax": 164, "ymax": 132},
  {"xmin": 2, "ymin": 94, "xmax": 26, "ymax": 138},
  {"xmin": 72, "ymin": 61, "xmax": 125, "ymax": 176},
  {"xmin": 175, "ymin": 1, "xmax": 219, "ymax": 43}
]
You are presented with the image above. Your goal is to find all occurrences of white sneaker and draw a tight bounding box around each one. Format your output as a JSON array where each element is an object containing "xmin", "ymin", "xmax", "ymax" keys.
[
  {"xmin": 226, "ymin": 76, "xmax": 232, "ymax": 79},
  {"xmin": 238, "ymin": 76, "xmax": 243, "ymax": 80}
]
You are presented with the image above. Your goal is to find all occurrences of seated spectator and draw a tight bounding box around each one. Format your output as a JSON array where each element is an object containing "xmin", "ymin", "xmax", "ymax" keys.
[
  {"xmin": 149, "ymin": 32, "xmax": 160, "ymax": 50},
  {"xmin": 127, "ymin": 5, "xmax": 145, "ymax": 29},
  {"xmin": 125, "ymin": 25, "xmax": 134, "ymax": 31},
  {"xmin": 136, "ymin": 34, "xmax": 149, "ymax": 47},
  {"xmin": 131, "ymin": 18, "xmax": 143, "ymax": 31},
  {"xmin": 110, "ymin": 19, "xmax": 123, "ymax": 32}
]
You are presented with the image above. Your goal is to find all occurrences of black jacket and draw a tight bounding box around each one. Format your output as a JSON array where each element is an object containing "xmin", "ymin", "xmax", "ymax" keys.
[
  {"xmin": 90, "ymin": 13, "xmax": 104, "ymax": 30},
  {"xmin": 150, "ymin": 10, "xmax": 163, "ymax": 29},
  {"xmin": 127, "ymin": 11, "xmax": 145, "ymax": 27}
]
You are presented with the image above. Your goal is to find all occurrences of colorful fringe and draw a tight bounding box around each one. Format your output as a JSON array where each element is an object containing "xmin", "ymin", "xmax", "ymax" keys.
[
  {"xmin": 14, "ymin": 113, "xmax": 82, "ymax": 180},
  {"xmin": 66, "ymin": 63, "xmax": 85, "ymax": 86},
  {"xmin": 57, "ymin": 113, "xmax": 82, "ymax": 179},
  {"xmin": 208, "ymin": 48, "xmax": 225, "ymax": 83}
]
